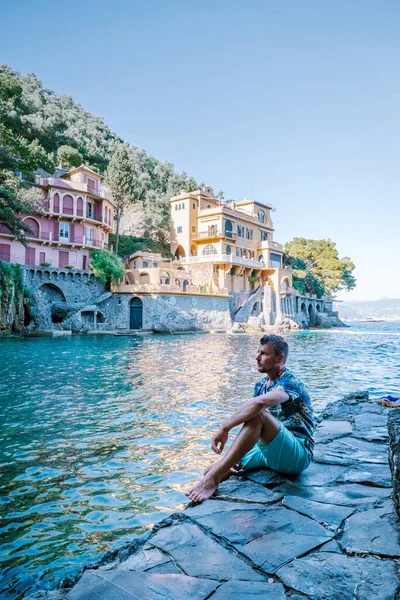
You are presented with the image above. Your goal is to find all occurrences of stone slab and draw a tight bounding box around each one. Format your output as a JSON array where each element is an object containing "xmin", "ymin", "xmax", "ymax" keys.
[
  {"xmin": 149, "ymin": 522, "xmax": 264, "ymax": 581},
  {"xmin": 292, "ymin": 462, "xmax": 348, "ymax": 487},
  {"xmin": 66, "ymin": 570, "xmax": 219, "ymax": 600},
  {"xmin": 185, "ymin": 499, "xmax": 265, "ymax": 519},
  {"xmin": 215, "ymin": 478, "xmax": 283, "ymax": 504},
  {"xmin": 117, "ymin": 548, "xmax": 170, "ymax": 572},
  {"xmin": 276, "ymin": 551, "xmax": 399, "ymax": 600},
  {"xmin": 243, "ymin": 468, "xmax": 288, "ymax": 487},
  {"xmin": 210, "ymin": 581, "xmax": 286, "ymax": 600},
  {"xmin": 144, "ymin": 561, "xmax": 182, "ymax": 574},
  {"xmin": 313, "ymin": 436, "xmax": 388, "ymax": 465},
  {"xmin": 188, "ymin": 503, "xmax": 332, "ymax": 574},
  {"xmin": 282, "ymin": 495, "xmax": 354, "ymax": 530},
  {"xmin": 314, "ymin": 420, "xmax": 352, "ymax": 443},
  {"xmin": 337, "ymin": 463, "xmax": 392, "ymax": 487},
  {"xmin": 274, "ymin": 482, "xmax": 390, "ymax": 506},
  {"xmin": 339, "ymin": 505, "xmax": 400, "ymax": 557}
]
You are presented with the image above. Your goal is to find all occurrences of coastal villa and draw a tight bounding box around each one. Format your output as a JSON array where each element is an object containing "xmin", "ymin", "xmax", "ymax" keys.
[
  {"xmin": 110, "ymin": 186, "xmax": 338, "ymax": 331},
  {"xmin": 169, "ymin": 186, "xmax": 293, "ymax": 307},
  {"xmin": 0, "ymin": 165, "xmax": 114, "ymax": 269}
]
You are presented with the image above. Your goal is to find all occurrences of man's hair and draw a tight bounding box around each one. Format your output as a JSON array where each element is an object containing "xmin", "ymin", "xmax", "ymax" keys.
[{"xmin": 259, "ymin": 334, "xmax": 289, "ymax": 362}]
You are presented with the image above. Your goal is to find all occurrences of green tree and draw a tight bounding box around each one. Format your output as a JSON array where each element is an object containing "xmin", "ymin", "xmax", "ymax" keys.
[
  {"xmin": 105, "ymin": 145, "xmax": 137, "ymax": 255},
  {"xmin": 89, "ymin": 249, "xmax": 124, "ymax": 288},
  {"xmin": 284, "ymin": 238, "xmax": 356, "ymax": 297},
  {"xmin": 57, "ymin": 145, "xmax": 83, "ymax": 169}
]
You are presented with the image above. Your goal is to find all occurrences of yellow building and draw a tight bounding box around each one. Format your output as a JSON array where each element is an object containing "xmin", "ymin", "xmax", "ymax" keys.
[{"xmin": 170, "ymin": 186, "xmax": 292, "ymax": 296}]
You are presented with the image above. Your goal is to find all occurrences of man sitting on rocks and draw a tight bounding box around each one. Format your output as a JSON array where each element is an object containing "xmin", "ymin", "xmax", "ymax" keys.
[{"xmin": 185, "ymin": 334, "xmax": 314, "ymax": 503}]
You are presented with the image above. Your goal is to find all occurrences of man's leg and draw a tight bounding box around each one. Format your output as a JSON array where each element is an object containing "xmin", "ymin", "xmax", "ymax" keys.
[{"xmin": 185, "ymin": 410, "xmax": 280, "ymax": 503}]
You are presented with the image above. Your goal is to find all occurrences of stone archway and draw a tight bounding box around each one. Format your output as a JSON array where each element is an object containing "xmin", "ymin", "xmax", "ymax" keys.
[{"xmin": 175, "ymin": 245, "xmax": 186, "ymax": 259}]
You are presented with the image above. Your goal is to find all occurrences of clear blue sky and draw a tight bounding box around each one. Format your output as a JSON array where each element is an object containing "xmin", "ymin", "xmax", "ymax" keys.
[{"xmin": 2, "ymin": 0, "xmax": 399, "ymax": 301}]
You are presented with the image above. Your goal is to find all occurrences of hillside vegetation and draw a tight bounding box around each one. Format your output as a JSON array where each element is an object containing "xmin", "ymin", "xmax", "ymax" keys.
[{"xmin": 0, "ymin": 63, "xmax": 200, "ymax": 251}]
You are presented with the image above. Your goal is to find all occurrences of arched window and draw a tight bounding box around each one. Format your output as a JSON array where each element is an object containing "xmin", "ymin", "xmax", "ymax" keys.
[
  {"xmin": 53, "ymin": 193, "xmax": 60, "ymax": 213},
  {"xmin": 202, "ymin": 244, "xmax": 217, "ymax": 255},
  {"xmin": 258, "ymin": 211, "xmax": 265, "ymax": 223},
  {"xmin": 258, "ymin": 255, "xmax": 264, "ymax": 262},
  {"xmin": 23, "ymin": 218, "xmax": 39, "ymax": 238},
  {"xmin": 62, "ymin": 195, "xmax": 73, "ymax": 215},
  {"xmin": 77, "ymin": 197, "xmax": 84, "ymax": 217},
  {"xmin": 226, "ymin": 245, "xmax": 232, "ymax": 255}
]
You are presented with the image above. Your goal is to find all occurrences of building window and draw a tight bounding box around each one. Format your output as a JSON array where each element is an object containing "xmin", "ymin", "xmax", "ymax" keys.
[
  {"xmin": 213, "ymin": 266, "xmax": 219, "ymax": 273},
  {"xmin": 40, "ymin": 252, "xmax": 46, "ymax": 264},
  {"xmin": 87, "ymin": 202, "xmax": 94, "ymax": 218},
  {"xmin": 177, "ymin": 226, "xmax": 183, "ymax": 233},
  {"xmin": 153, "ymin": 262, "xmax": 158, "ymax": 267},
  {"xmin": 182, "ymin": 203, "xmax": 185, "ymax": 209},
  {"xmin": 59, "ymin": 222, "xmax": 70, "ymax": 241},
  {"xmin": 236, "ymin": 248, "xmax": 241, "ymax": 257},
  {"xmin": 86, "ymin": 227, "xmax": 93, "ymax": 244},
  {"xmin": 117, "ymin": 297, "xmax": 122, "ymax": 305},
  {"xmin": 192, "ymin": 203, "xmax": 196, "ymax": 209},
  {"xmin": 258, "ymin": 255, "xmax": 264, "ymax": 262},
  {"xmin": 226, "ymin": 245, "xmax": 232, "ymax": 255},
  {"xmin": 202, "ymin": 244, "xmax": 217, "ymax": 255},
  {"xmin": 0, "ymin": 244, "xmax": 11, "ymax": 262},
  {"xmin": 246, "ymin": 228, "xmax": 253, "ymax": 240},
  {"xmin": 175, "ymin": 205, "xmax": 178, "ymax": 211},
  {"xmin": 270, "ymin": 252, "xmax": 282, "ymax": 268},
  {"xmin": 261, "ymin": 230, "xmax": 269, "ymax": 241},
  {"xmin": 258, "ymin": 211, "xmax": 265, "ymax": 223},
  {"xmin": 143, "ymin": 261, "xmax": 149, "ymax": 268},
  {"xmin": 237, "ymin": 224, "xmax": 244, "ymax": 237},
  {"xmin": 230, "ymin": 267, "xmax": 235, "ymax": 276}
]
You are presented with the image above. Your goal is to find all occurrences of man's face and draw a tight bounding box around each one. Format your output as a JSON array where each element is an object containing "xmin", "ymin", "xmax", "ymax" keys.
[{"xmin": 256, "ymin": 343, "xmax": 283, "ymax": 374}]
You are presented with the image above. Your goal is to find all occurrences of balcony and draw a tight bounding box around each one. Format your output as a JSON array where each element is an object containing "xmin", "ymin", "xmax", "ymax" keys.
[
  {"xmin": 257, "ymin": 240, "xmax": 284, "ymax": 251},
  {"xmin": 112, "ymin": 282, "xmax": 229, "ymax": 296},
  {"xmin": 193, "ymin": 230, "xmax": 238, "ymax": 241},
  {"xmin": 180, "ymin": 254, "xmax": 265, "ymax": 269},
  {"xmin": 40, "ymin": 177, "xmax": 114, "ymax": 203}
]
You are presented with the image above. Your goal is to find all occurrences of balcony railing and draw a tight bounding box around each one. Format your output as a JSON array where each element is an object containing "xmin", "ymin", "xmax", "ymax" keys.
[
  {"xmin": 39, "ymin": 177, "xmax": 114, "ymax": 203},
  {"xmin": 257, "ymin": 240, "xmax": 284, "ymax": 251},
  {"xmin": 180, "ymin": 254, "xmax": 264, "ymax": 268},
  {"xmin": 112, "ymin": 282, "xmax": 229, "ymax": 296},
  {"xmin": 193, "ymin": 230, "xmax": 238, "ymax": 240}
]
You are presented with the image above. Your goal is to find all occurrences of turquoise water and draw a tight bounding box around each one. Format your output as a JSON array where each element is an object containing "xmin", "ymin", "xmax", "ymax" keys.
[{"xmin": 1, "ymin": 323, "xmax": 400, "ymax": 598}]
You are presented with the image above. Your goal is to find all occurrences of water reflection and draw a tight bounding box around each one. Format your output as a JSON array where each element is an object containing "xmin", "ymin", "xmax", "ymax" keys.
[{"xmin": 1, "ymin": 323, "xmax": 400, "ymax": 597}]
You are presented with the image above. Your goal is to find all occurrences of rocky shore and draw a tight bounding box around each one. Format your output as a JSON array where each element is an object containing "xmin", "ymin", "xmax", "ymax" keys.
[{"xmin": 38, "ymin": 391, "xmax": 400, "ymax": 600}]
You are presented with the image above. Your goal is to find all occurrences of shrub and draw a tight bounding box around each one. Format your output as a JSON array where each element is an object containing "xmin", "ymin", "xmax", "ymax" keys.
[{"xmin": 89, "ymin": 249, "xmax": 124, "ymax": 288}]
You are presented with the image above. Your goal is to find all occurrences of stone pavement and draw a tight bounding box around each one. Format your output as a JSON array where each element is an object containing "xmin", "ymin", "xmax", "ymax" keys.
[{"xmin": 66, "ymin": 392, "xmax": 400, "ymax": 600}]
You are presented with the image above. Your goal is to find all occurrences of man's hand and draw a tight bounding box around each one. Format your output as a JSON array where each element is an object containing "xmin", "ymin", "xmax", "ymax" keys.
[{"xmin": 211, "ymin": 427, "xmax": 229, "ymax": 454}]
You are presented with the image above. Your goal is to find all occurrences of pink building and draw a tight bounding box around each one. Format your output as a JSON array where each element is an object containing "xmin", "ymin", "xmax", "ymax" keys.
[{"xmin": 0, "ymin": 165, "xmax": 115, "ymax": 269}]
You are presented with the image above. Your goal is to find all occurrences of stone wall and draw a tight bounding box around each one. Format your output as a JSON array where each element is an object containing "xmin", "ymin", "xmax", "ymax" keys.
[
  {"xmin": 101, "ymin": 293, "xmax": 231, "ymax": 333},
  {"xmin": 388, "ymin": 409, "xmax": 400, "ymax": 518},
  {"xmin": 23, "ymin": 266, "xmax": 106, "ymax": 331}
]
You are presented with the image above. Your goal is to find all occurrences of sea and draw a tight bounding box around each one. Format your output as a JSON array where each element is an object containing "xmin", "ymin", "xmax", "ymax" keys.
[{"xmin": 1, "ymin": 321, "xmax": 399, "ymax": 598}]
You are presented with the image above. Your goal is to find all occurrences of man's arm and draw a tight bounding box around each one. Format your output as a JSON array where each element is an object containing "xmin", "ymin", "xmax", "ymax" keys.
[{"xmin": 211, "ymin": 389, "xmax": 289, "ymax": 454}]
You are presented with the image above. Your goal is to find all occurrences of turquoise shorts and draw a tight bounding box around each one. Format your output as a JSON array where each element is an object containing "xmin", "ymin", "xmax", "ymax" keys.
[{"xmin": 241, "ymin": 424, "xmax": 312, "ymax": 475}]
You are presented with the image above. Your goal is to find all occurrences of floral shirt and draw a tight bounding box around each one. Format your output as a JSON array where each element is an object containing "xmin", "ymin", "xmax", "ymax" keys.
[{"xmin": 254, "ymin": 368, "xmax": 315, "ymax": 454}]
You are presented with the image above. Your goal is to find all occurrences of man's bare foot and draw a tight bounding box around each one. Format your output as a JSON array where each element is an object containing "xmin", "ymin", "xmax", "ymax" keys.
[{"xmin": 185, "ymin": 473, "xmax": 219, "ymax": 503}]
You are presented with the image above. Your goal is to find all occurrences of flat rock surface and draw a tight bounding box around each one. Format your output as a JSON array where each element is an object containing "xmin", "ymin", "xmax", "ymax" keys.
[
  {"xmin": 214, "ymin": 478, "xmax": 283, "ymax": 504},
  {"xmin": 66, "ymin": 393, "xmax": 400, "ymax": 599},
  {"xmin": 149, "ymin": 522, "xmax": 265, "ymax": 580},
  {"xmin": 66, "ymin": 571, "xmax": 219, "ymax": 600},
  {"xmin": 276, "ymin": 551, "xmax": 399, "ymax": 600},
  {"xmin": 339, "ymin": 504, "xmax": 400, "ymax": 557},
  {"xmin": 210, "ymin": 581, "xmax": 286, "ymax": 599},
  {"xmin": 313, "ymin": 436, "xmax": 388, "ymax": 465}
]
